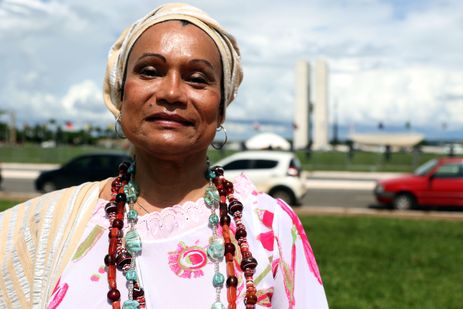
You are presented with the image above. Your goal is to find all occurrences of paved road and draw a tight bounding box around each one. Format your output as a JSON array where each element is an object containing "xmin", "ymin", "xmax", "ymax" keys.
[
  {"xmin": 302, "ymin": 188, "xmax": 377, "ymax": 208},
  {"xmin": 1, "ymin": 176, "xmax": 379, "ymax": 209},
  {"xmin": 0, "ymin": 164, "xmax": 395, "ymax": 207},
  {"xmin": 3, "ymin": 165, "xmax": 463, "ymax": 220}
]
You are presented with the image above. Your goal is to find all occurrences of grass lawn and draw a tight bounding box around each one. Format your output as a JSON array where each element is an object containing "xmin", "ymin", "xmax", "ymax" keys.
[
  {"xmin": 0, "ymin": 199, "xmax": 21, "ymax": 212},
  {"xmin": 0, "ymin": 144, "xmax": 445, "ymax": 172},
  {"xmin": 302, "ymin": 215, "xmax": 463, "ymax": 309}
]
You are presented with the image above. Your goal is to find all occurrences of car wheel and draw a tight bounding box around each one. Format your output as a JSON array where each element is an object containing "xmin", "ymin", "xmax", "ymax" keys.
[
  {"xmin": 269, "ymin": 187, "xmax": 296, "ymax": 206},
  {"xmin": 393, "ymin": 193, "xmax": 416, "ymax": 210},
  {"xmin": 42, "ymin": 181, "xmax": 57, "ymax": 193}
]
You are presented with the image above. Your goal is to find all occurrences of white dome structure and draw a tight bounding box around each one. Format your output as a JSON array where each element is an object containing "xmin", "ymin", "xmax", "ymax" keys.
[{"xmin": 245, "ymin": 133, "xmax": 291, "ymax": 150}]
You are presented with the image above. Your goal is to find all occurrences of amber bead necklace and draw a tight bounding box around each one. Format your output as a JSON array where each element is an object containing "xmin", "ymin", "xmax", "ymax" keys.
[{"xmin": 104, "ymin": 162, "xmax": 258, "ymax": 309}]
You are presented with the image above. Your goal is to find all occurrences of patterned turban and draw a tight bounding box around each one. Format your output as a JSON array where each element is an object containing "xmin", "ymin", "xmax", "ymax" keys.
[{"xmin": 103, "ymin": 2, "xmax": 243, "ymax": 119}]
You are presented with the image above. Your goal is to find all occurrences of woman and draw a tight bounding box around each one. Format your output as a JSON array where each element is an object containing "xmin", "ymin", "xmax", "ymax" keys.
[{"xmin": 0, "ymin": 3, "xmax": 328, "ymax": 308}]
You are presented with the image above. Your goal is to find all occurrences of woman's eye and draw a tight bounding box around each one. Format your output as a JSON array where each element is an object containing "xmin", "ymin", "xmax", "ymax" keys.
[
  {"xmin": 139, "ymin": 66, "xmax": 158, "ymax": 77},
  {"xmin": 189, "ymin": 73, "xmax": 209, "ymax": 84}
]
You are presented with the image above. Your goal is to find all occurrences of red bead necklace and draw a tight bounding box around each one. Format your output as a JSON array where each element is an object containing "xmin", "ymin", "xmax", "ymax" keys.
[{"xmin": 104, "ymin": 162, "xmax": 257, "ymax": 308}]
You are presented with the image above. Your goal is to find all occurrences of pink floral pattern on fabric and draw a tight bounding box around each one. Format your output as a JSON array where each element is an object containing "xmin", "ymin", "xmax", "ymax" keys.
[
  {"xmin": 257, "ymin": 287, "xmax": 274, "ymax": 307},
  {"xmin": 276, "ymin": 199, "xmax": 323, "ymax": 285},
  {"xmin": 48, "ymin": 278, "xmax": 69, "ymax": 309},
  {"xmin": 90, "ymin": 266, "xmax": 106, "ymax": 282},
  {"xmin": 168, "ymin": 241, "xmax": 208, "ymax": 278},
  {"xmin": 256, "ymin": 209, "xmax": 275, "ymax": 251}
]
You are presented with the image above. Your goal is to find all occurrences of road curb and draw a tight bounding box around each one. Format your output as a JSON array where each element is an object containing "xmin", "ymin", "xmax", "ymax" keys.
[{"xmin": 295, "ymin": 206, "xmax": 463, "ymax": 221}]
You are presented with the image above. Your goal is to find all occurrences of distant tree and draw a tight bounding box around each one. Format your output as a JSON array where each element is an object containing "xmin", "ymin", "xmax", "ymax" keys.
[{"xmin": 56, "ymin": 126, "xmax": 64, "ymax": 144}]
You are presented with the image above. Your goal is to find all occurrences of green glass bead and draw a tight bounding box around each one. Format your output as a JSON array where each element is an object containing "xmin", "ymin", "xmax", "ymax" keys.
[
  {"xmin": 128, "ymin": 163, "xmax": 136, "ymax": 175},
  {"xmin": 208, "ymin": 213, "xmax": 219, "ymax": 226},
  {"xmin": 122, "ymin": 299, "xmax": 140, "ymax": 309},
  {"xmin": 212, "ymin": 272, "xmax": 225, "ymax": 288},
  {"xmin": 124, "ymin": 180, "xmax": 139, "ymax": 204},
  {"xmin": 207, "ymin": 169, "xmax": 216, "ymax": 180},
  {"xmin": 125, "ymin": 230, "xmax": 142, "ymax": 253},
  {"xmin": 211, "ymin": 301, "xmax": 225, "ymax": 309},
  {"xmin": 125, "ymin": 269, "xmax": 138, "ymax": 281},
  {"xmin": 127, "ymin": 209, "xmax": 138, "ymax": 221},
  {"xmin": 207, "ymin": 238, "xmax": 224, "ymax": 262},
  {"xmin": 204, "ymin": 186, "xmax": 219, "ymax": 208}
]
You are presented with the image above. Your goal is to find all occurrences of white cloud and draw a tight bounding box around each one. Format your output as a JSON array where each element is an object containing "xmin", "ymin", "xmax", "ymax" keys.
[{"xmin": 0, "ymin": 0, "xmax": 462, "ymax": 138}]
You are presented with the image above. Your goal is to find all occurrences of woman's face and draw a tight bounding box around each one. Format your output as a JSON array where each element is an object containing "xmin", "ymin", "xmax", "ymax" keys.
[{"xmin": 121, "ymin": 21, "xmax": 223, "ymax": 159}]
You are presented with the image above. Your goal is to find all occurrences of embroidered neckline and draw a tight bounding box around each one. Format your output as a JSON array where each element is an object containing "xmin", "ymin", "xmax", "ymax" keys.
[
  {"xmin": 92, "ymin": 174, "xmax": 256, "ymax": 241},
  {"xmin": 94, "ymin": 197, "xmax": 209, "ymax": 240}
]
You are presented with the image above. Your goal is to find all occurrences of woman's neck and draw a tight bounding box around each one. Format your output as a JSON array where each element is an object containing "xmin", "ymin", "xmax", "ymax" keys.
[{"xmin": 133, "ymin": 151, "xmax": 209, "ymax": 211}]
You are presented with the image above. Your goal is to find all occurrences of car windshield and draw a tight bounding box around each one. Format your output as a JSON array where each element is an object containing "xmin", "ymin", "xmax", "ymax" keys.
[{"xmin": 414, "ymin": 159, "xmax": 438, "ymax": 176}]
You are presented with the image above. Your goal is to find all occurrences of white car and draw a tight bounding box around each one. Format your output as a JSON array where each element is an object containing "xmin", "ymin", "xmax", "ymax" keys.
[{"xmin": 214, "ymin": 151, "xmax": 307, "ymax": 205}]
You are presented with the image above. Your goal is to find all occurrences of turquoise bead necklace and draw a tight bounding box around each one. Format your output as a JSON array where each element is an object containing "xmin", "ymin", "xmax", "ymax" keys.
[{"xmin": 104, "ymin": 161, "xmax": 258, "ymax": 309}]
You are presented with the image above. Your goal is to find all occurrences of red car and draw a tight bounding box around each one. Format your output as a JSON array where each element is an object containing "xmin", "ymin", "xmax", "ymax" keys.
[{"xmin": 374, "ymin": 157, "xmax": 463, "ymax": 210}]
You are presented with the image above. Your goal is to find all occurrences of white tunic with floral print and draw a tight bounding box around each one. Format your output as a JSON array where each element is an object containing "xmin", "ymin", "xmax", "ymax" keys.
[{"xmin": 48, "ymin": 175, "xmax": 328, "ymax": 308}]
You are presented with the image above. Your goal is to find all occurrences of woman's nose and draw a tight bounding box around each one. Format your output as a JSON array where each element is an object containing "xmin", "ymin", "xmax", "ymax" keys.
[{"xmin": 156, "ymin": 72, "xmax": 187, "ymax": 105}]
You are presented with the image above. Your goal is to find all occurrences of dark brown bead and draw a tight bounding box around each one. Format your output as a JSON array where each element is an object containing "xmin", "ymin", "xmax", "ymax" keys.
[
  {"xmin": 241, "ymin": 257, "xmax": 258, "ymax": 271},
  {"xmin": 213, "ymin": 166, "xmax": 224, "ymax": 176},
  {"xmin": 235, "ymin": 228, "xmax": 247, "ymax": 240},
  {"xmin": 115, "ymin": 193, "xmax": 126, "ymax": 203},
  {"xmin": 120, "ymin": 173, "xmax": 130, "ymax": 182},
  {"xmin": 228, "ymin": 200, "xmax": 243, "ymax": 215},
  {"xmin": 224, "ymin": 243, "xmax": 236, "ymax": 255},
  {"xmin": 133, "ymin": 286, "xmax": 145, "ymax": 298},
  {"xmin": 105, "ymin": 202, "xmax": 117, "ymax": 214},
  {"xmin": 226, "ymin": 276, "xmax": 238, "ymax": 287},
  {"xmin": 104, "ymin": 254, "xmax": 116, "ymax": 266},
  {"xmin": 107, "ymin": 288, "xmax": 120, "ymax": 302},
  {"xmin": 118, "ymin": 161, "xmax": 130, "ymax": 173},
  {"xmin": 220, "ymin": 215, "xmax": 231, "ymax": 226},
  {"xmin": 112, "ymin": 219, "xmax": 124, "ymax": 229},
  {"xmin": 245, "ymin": 293, "xmax": 258, "ymax": 305},
  {"xmin": 115, "ymin": 250, "xmax": 132, "ymax": 271}
]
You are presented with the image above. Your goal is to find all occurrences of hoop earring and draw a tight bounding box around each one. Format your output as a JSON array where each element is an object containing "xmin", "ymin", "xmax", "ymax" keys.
[
  {"xmin": 114, "ymin": 113, "xmax": 126, "ymax": 139},
  {"xmin": 211, "ymin": 125, "xmax": 227, "ymax": 150}
]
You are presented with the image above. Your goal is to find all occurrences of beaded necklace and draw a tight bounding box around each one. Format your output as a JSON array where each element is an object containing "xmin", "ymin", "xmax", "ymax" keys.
[{"xmin": 104, "ymin": 162, "xmax": 258, "ymax": 309}]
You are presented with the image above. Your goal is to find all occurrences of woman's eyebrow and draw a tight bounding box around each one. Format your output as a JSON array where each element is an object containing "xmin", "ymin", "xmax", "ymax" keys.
[
  {"xmin": 138, "ymin": 53, "xmax": 166, "ymax": 62},
  {"xmin": 190, "ymin": 59, "xmax": 215, "ymax": 70}
]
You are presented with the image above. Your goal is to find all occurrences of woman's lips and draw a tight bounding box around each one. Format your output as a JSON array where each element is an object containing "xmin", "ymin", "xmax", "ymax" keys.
[{"xmin": 145, "ymin": 112, "xmax": 193, "ymax": 126}]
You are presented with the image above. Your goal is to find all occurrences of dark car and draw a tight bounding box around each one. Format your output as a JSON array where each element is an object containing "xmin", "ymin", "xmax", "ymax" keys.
[
  {"xmin": 374, "ymin": 157, "xmax": 463, "ymax": 210},
  {"xmin": 35, "ymin": 153, "xmax": 131, "ymax": 193}
]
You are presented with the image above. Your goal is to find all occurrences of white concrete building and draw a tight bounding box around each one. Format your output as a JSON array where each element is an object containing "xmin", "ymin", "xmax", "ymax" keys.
[
  {"xmin": 293, "ymin": 60, "xmax": 311, "ymax": 150},
  {"xmin": 312, "ymin": 59, "xmax": 329, "ymax": 150}
]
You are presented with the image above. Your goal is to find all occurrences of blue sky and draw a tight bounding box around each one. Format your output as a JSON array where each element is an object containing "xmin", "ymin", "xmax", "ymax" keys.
[{"xmin": 1, "ymin": 0, "xmax": 462, "ymax": 140}]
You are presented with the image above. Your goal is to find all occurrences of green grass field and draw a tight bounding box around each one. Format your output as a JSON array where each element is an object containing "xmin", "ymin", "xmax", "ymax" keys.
[
  {"xmin": 0, "ymin": 199, "xmax": 20, "ymax": 212},
  {"xmin": 303, "ymin": 215, "xmax": 463, "ymax": 309},
  {"xmin": 0, "ymin": 144, "xmax": 445, "ymax": 172},
  {"xmin": 0, "ymin": 144, "xmax": 127, "ymax": 164},
  {"xmin": 1, "ymin": 198, "xmax": 461, "ymax": 308}
]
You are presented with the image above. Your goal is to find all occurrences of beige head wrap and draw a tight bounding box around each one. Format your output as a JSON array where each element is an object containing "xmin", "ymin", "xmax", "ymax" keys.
[{"xmin": 103, "ymin": 2, "xmax": 243, "ymax": 119}]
